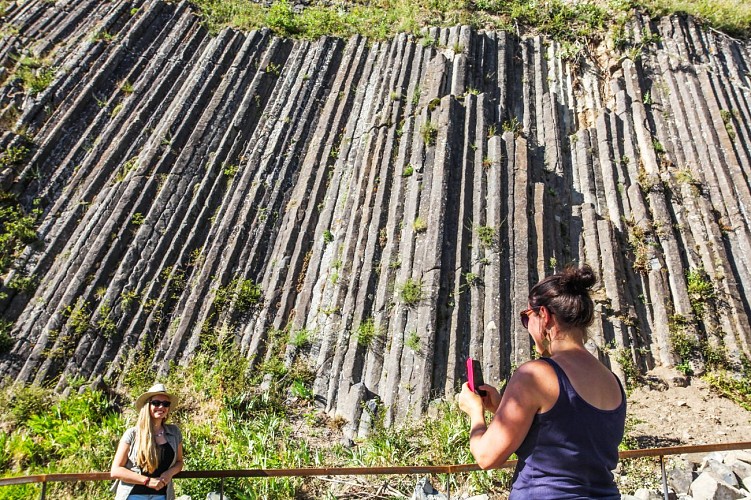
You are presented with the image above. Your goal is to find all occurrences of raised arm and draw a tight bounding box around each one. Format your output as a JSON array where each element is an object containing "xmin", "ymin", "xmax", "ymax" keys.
[{"xmin": 459, "ymin": 361, "xmax": 554, "ymax": 469}]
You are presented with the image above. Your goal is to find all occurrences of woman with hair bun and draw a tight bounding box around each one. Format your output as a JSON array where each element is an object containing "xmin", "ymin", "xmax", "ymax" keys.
[{"xmin": 458, "ymin": 265, "xmax": 626, "ymax": 499}]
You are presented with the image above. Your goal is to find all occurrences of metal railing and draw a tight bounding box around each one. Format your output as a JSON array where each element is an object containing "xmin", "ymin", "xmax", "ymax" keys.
[{"xmin": 2, "ymin": 442, "xmax": 749, "ymax": 499}]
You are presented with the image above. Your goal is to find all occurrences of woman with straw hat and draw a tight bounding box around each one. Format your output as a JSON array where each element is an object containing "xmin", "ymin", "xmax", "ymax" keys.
[{"xmin": 111, "ymin": 383, "xmax": 184, "ymax": 499}]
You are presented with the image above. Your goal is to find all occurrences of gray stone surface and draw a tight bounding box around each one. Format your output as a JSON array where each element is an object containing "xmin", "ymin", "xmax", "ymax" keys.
[
  {"xmin": 0, "ymin": 3, "xmax": 750, "ymax": 436},
  {"xmin": 690, "ymin": 471, "xmax": 746, "ymax": 500}
]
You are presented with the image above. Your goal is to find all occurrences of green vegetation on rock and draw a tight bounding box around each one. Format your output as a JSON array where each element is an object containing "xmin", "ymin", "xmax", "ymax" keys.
[{"xmin": 190, "ymin": 0, "xmax": 750, "ymax": 45}]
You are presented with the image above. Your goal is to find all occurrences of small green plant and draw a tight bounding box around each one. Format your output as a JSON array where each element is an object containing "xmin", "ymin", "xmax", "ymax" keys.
[
  {"xmin": 356, "ymin": 317, "xmax": 381, "ymax": 347},
  {"xmin": 487, "ymin": 124, "xmax": 497, "ymax": 138},
  {"xmin": 323, "ymin": 229, "xmax": 334, "ymax": 244},
  {"xmin": 64, "ymin": 298, "xmax": 92, "ymax": 336},
  {"xmin": 411, "ymin": 85, "xmax": 422, "ymax": 107},
  {"xmin": 0, "ymin": 145, "xmax": 29, "ymax": 168},
  {"xmin": 686, "ymin": 267, "xmax": 714, "ymax": 316},
  {"xmin": 214, "ymin": 276, "xmax": 262, "ymax": 314},
  {"xmin": 93, "ymin": 30, "xmax": 114, "ymax": 42},
  {"xmin": 390, "ymin": 90, "xmax": 402, "ymax": 101},
  {"xmin": 289, "ymin": 328, "xmax": 312, "ymax": 348},
  {"xmin": 402, "ymin": 164, "xmax": 414, "ymax": 177},
  {"xmin": 110, "ymin": 102, "xmax": 123, "ymax": 118},
  {"xmin": 0, "ymin": 193, "xmax": 41, "ymax": 274},
  {"xmin": 462, "ymin": 272, "xmax": 480, "ymax": 291},
  {"xmin": 222, "ymin": 163, "xmax": 239, "ymax": 177},
  {"xmin": 720, "ymin": 109, "xmax": 736, "ymax": 140},
  {"xmin": 265, "ymin": 62, "xmax": 281, "ymax": 76},
  {"xmin": 614, "ymin": 347, "xmax": 639, "ymax": 393},
  {"xmin": 420, "ymin": 121, "xmax": 437, "ymax": 146},
  {"xmin": 412, "ymin": 217, "xmax": 427, "ymax": 233},
  {"xmin": 502, "ymin": 116, "xmax": 522, "ymax": 136},
  {"xmin": 421, "ymin": 35, "xmax": 437, "ymax": 47},
  {"xmin": 115, "ymin": 156, "xmax": 138, "ymax": 183},
  {"xmin": 0, "ymin": 320, "xmax": 13, "ymax": 354},
  {"xmin": 7, "ymin": 273, "xmax": 37, "ymax": 293},
  {"xmin": 96, "ymin": 304, "xmax": 117, "ymax": 338},
  {"xmin": 399, "ymin": 278, "xmax": 423, "ymax": 306},
  {"xmin": 405, "ymin": 330, "xmax": 421, "ymax": 352},
  {"xmin": 477, "ymin": 225, "xmax": 497, "ymax": 249},
  {"xmin": 652, "ymin": 138, "xmax": 665, "ymax": 154},
  {"xmin": 481, "ymin": 156, "xmax": 492, "ymax": 168},
  {"xmin": 131, "ymin": 212, "xmax": 145, "ymax": 226},
  {"xmin": 15, "ymin": 56, "xmax": 55, "ymax": 95}
]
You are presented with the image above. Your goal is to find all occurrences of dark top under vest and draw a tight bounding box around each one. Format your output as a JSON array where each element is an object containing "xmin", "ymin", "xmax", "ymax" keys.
[
  {"xmin": 128, "ymin": 442, "xmax": 175, "ymax": 496},
  {"xmin": 509, "ymin": 357, "xmax": 626, "ymax": 500}
]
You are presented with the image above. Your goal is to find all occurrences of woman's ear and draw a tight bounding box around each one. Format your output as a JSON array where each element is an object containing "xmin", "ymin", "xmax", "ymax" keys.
[{"xmin": 539, "ymin": 306, "xmax": 554, "ymax": 329}]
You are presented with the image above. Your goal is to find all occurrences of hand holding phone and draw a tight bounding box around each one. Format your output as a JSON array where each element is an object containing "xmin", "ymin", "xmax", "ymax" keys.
[{"xmin": 466, "ymin": 358, "xmax": 487, "ymax": 397}]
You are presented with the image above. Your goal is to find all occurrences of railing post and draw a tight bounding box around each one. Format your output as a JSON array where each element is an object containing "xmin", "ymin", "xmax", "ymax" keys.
[
  {"xmin": 660, "ymin": 454, "xmax": 669, "ymax": 500},
  {"xmin": 445, "ymin": 472, "xmax": 451, "ymax": 499},
  {"xmin": 39, "ymin": 481, "xmax": 46, "ymax": 500}
]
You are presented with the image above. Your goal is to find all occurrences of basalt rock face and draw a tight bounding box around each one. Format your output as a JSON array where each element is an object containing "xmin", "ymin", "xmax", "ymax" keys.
[{"xmin": 1, "ymin": 0, "xmax": 750, "ymax": 430}]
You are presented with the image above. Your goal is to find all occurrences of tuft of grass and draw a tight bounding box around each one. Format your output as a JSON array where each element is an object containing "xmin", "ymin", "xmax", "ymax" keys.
[
  {"xmin": 356, "ymin": 317, "xmax": 381, "ymax": 347},
  {"xmin": 686, "ymin": 267, "xmax": 714, "ymax": 316},
  {"xmin": 399, "ymin": 278, "xmax": 424, "ymax": 306},
  {"xmin": 420, "ymin": 121, "xmax": 438, "ymax": 146},
  {"xmin": 405, "ymin": 330, "xmax": 421, "ymax": 352},
  {"xmin": 13, "ymin": 55, "xmax": 55, "ymax": 95},
  {"xmin": 476, "ymin": 225, "xmax": 497, "ymax": 249},
  {"xmin": 0, "ymin": 192, "xmax": 40, "ymax": 275},
  {"xmin": 214, "ymin": 276, "xmax": 262, "ymax": 314},
  {"xmin": 412, "ymin": 217, "xmax": 427, "ymax": 233}
]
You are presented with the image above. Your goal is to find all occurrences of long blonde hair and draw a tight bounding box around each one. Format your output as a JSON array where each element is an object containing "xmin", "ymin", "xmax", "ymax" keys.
[{"xmin": 135, "ymin": 399, "xmax": 163, "ymax": 473}]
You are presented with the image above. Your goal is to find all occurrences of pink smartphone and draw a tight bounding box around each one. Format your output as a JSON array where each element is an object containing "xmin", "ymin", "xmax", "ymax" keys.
[{"xmin": 466, "ymin": 357, "xmax": 487, "ymax": 396}]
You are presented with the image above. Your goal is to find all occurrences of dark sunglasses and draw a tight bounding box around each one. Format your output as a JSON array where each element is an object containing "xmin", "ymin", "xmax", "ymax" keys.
[
  {"xmin": 150, "ymin": 400, "xmax": 171, "ymax": 408},
  {"xmin": 519, "ymin": 307, "xmax": 541, "ymax": 329}
]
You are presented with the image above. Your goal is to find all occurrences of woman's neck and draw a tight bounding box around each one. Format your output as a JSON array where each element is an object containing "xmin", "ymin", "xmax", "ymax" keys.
[{"xmin": 548, "ymin": 327, "xmax": 587, "ymax": 356}]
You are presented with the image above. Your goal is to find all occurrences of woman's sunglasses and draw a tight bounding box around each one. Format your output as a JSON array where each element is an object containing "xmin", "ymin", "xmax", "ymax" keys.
[
  {"xmin": 150, "ymin": 400, "xmax": 171, "ymax": 408},
  {"xmin": 519, "ymin": 307, "xmax": 541, "ymax": 329}
]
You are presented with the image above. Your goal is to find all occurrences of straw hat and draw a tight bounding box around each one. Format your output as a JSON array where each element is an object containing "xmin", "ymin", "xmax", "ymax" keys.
[{"xmin": 135, "ymin": 383, "xmax": 178, "ymax": 411}]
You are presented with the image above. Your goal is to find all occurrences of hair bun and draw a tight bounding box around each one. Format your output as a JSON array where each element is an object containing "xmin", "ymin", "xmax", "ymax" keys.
[{"xmin": 559, "ymin": 264, "xmax": 596, "ymax": 293}]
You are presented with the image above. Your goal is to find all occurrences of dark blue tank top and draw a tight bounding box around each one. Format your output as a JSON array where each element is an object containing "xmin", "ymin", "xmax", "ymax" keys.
[{"xmin": 510, "ymin": 357, "xmax": 626, "ymax": 500}]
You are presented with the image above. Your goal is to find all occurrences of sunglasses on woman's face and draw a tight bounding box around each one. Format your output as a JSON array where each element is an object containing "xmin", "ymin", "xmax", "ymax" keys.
[
  {"xmin": 519, "ymin": 307, "xmax": 541, "ymax": 329},
  {"xmin": 150, "ymin": 400, "xmax": 171, "ymax": 408}
]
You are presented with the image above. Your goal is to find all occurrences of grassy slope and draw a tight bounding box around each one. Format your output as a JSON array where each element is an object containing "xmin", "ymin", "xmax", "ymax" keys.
[{"xmin": 188, "ymin": 0, "xmax": 750, "ymax": 41}]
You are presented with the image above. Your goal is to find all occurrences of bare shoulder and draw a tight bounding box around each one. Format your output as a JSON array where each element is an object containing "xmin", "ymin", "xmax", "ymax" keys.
[
  {"xmin": 508, "ymin": 359, "xmax": 560, "ymax": 408},
  {"xmin": 513, "ymin": 358, "xmax": 557, "ymax": 381},
  {"xmin": 509, "ymin": 359, "xmax": 558, "ymax": 392}
]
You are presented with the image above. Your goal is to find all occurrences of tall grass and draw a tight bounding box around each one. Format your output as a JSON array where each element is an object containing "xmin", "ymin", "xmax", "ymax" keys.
[{"xmin": 0, "ymin": 358, "xmax": 510, "ymax": 498}]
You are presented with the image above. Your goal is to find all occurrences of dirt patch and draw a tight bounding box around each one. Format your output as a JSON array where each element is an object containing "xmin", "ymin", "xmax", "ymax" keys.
[{"xmin": 626, "ymin": 366, "xmax": 751, "ymax": 448}]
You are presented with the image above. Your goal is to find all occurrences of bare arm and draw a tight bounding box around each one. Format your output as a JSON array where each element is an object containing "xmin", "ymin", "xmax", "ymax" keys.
[
  {"xmin": 110, "ymin": 439, "xmax": 161, "ymax": 488},
  {"xmin": 459, "ymin": 362, "xmax": 552, "ymax": 469}
]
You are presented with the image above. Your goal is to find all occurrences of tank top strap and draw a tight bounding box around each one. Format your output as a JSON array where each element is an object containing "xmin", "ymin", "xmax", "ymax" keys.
[{"xmin": 537, "ymin": 356, "xmax": 577, "ymax": 399}]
